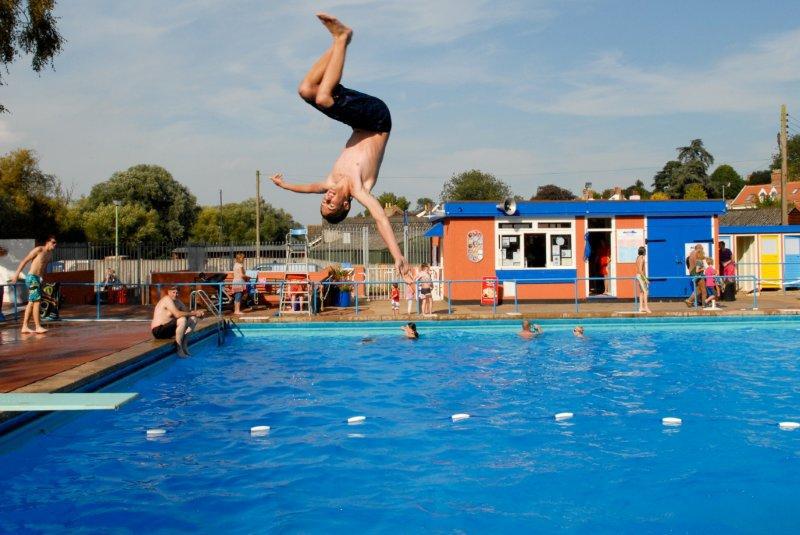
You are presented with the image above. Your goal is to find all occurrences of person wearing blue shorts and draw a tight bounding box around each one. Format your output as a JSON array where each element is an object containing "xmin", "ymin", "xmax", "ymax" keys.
[
  {"xmin": 10, "ymin": 236, "xmax": 57, "ymax": 334},
  {"xmin": 271, "ymin": 12, "xmax": 412, "ymax": 284}
]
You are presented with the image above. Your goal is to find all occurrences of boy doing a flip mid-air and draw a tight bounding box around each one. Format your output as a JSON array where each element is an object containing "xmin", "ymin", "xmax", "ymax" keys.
[{"xmin": 271, "ymin": 13, "xmax": 412, "ymax": 282}]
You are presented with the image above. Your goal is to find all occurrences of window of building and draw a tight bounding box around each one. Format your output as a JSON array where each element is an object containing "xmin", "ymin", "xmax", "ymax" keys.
[
  {"xmin": 496, "ymin": 219, "xmax": 575, "ymax": 269},
  {"xmin": 587, "ymin": 218, "xmax": 612, "ymax": 229}
]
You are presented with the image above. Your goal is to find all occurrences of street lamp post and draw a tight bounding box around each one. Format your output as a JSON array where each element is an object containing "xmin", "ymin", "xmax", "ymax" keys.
[{"xmin": 113, "ymin": 200, "xmax": 121, "ymax": 276}]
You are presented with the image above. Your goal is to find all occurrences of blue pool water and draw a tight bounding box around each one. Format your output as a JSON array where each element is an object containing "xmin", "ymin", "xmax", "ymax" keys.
[{"xmin": 2, "ymin": 318, "xmax": 800, "ymax": 532}]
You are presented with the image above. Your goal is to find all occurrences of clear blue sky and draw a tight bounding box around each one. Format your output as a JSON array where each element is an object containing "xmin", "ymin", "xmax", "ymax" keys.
[{"xmin": 3, "ymin": 1, "xmax": 800, "ymax": 223}]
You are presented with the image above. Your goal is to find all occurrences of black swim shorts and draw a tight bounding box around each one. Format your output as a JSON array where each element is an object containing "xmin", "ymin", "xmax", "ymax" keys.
[
  {"xmin": 152, "ymin": 318, "xmax": 178, "ymax": 339},
  {"xmin": 307, "ymin": 84, "xmax": 392, "ymax": 133},
  {"xmin": 420, "ymin": 287, "xmax": 432, "ymax": 296}
]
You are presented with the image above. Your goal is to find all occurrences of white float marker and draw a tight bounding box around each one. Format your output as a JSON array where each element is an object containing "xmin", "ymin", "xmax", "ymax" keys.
[
  {"xmin": 554, "ymin": 412, "xmax": 573, "ymax": 421},
  {"xmin": 347, "ymin": 415, "xmax": 366, "ymax": 425},
  {"xmin": 250, "ymin": 425, "xmax": 270, "ymax": 436},
  {"xmin": 451, "ymin": 413, "xmax": 470, "ymax": 422},
  {"xmin": 662, "ymin": 417, "xmax": 682, "ymax": 426},
  {"xmin": 146, "ymin": 428, "xmax": 166, "ymax": 438},
  {"xmin": 779, "ymin": 421, "xmax": 800, "ymax": 431}
]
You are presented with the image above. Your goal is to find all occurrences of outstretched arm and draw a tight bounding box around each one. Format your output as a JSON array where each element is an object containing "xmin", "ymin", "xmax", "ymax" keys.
[
  {"xmin": 351, "ymin": 189, "xmax": 413, "ymax": 283},
  {"xmin": 271, "ymin": 173, "xmax": 329, "ymax": 194}
]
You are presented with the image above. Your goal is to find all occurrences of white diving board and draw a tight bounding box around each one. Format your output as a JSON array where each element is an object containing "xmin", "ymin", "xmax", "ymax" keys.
[{"xmin": 0, "ymin": 393, "xmax": 139, "ymax": 412}]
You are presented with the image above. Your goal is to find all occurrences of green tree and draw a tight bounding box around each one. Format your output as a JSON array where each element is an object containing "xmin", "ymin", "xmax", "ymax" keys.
[
  {"xmin": 81, "ymin": 203, "xmax": 160, "ymax": 243},
  {"xmin": 653, "ymin": 140, "xmax": 714, "ymax": 198},
  {"xmin": 599, "ymin": 188, "xmax": 617, "ymax": 199},
  {"xmin": 0, "ymin": 148, "xmax": 68, "ymax": 239},
  {"xmin": 624, "ymin": 179, "xmax": 650, "ymax": 199},
  {"xmin": 683, "ymin": 183, "xmax": 708, "ymax": 200},
  {"xmin": 82, "ymin": 164, "xmax": 199, "ymax": 242},
  {"xmin": 413, "ymin": 197, "xmax": 435, "ymax": 212},
  {"xmin": 771, "ymin": 133, "xmax": 800, "ymax": 180},
  {"xmin": 375, "ymin": 192, "xmax": 410, "ymax": 211},
  {"xmin": 440, "ymin": 169, "xmax": 512, "ymax": 201},
  {"xmin": 747, "ymin": 170, "xmax": 772, "ymax": 185},
  {"xmin": 652, "ymin": 160, "xmax": 681, "ymax": 192},
  {"xmin": 1, "ymin": 1, "xmax": 65, "ymax": 113},
  {"xmin": 677, "ymin": 139, "xmax": 714, "ymax": 170},
  {"xmin": 708, "ymin": 164, "xmax": 744, "ymax": 199},
  {"xmin": 190, "ymin": 198, "xmax": 299, "ymax": 243},
  {"xmin": 531, "ymin": 184, "xmax": 576, "ymax": 200}
]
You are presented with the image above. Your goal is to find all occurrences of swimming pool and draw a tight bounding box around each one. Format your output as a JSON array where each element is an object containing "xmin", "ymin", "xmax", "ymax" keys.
[{"xmin": 2, "ymin": 317, "xmax": 799, "ymax": 532}]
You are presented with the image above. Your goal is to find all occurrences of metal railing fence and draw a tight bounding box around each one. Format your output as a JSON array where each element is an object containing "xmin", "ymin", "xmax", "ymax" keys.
[{"xmin": 1, "ymin": 274, "xmax": 765, "ymax": 323}]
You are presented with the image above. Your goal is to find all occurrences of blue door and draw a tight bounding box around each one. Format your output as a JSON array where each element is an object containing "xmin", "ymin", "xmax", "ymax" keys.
[
  {"xmin": 646, "ymin": 217, "xmax": 713, "ymax": 298},
  {"xmin": 784, "ymin": 235, "xmax": 800, "ymax": 288}
]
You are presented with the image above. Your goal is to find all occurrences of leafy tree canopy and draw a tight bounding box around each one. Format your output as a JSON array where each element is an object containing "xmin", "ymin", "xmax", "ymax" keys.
[
  {"xmin": 0, "ymin": 148, "xmax": 67, "ymax": 239},
  {"xmin": 746, "ymin": 170, "xmax": 772, "ymax": 185},
  {"xmin": 81, "ymin": 203, "xmax": 160, "ymax": 243},
  {"xmin": 708, "ymin": 164, "xmax": 744, "ymax": 199},
  {"xmin": 652, "ymin": 140, "xmax": 714, "ymax": 198},
  {"xmin": 651, "ymin": 191, "xmax": 669, "ymax": 200},
  {"xmin": 771, "ymin": 133, "xmax": 800, "ymax": 180},
  {"xmin": 441, "ymin": 169, "xmax": 512, "ymax": 201},
  {"xmin": 190, "ymin": 198, "xmax": 299, "ymax": 244},
  {"xmin": 652, "ymin": 160, "xmax": 681, "ymax": 192},
  {"xmin": 413, "ymin": 197, "xmax": 435, "ymax": 212},
  {"xmin": 83, "ymin": 164, "xmax": 199, "ymax": 242},
  {"xmin": 624, "ymin": 179, "xmax": 650, "ymax": 199},
  {"xmin": 1, "ymin": 0, "xmax": 65, "ymax": 113},
  {"xmin": 375, "ymin": 192, "xmax": 410, "ymax": 211},
  {"xmin": 531, "ymin": 184, "xmax": 576, "ymax": 200},
  {"xmin": 677, "ymin": 139, "xmax": 714, "ymax": 171},
  {"xmin": 683, "ymin": 183, "xmax": 708, "ymax": 200}
]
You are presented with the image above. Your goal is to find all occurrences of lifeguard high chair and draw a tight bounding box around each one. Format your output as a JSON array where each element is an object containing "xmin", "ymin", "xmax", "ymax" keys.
[{"xmin": 279, "ymin": 228, "xmax": 312, "ymax": 316}]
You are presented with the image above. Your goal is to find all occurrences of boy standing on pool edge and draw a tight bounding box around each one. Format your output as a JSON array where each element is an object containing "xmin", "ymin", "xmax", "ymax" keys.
[{"xmin": 271, "ymin": 12, "xmax": 412, "ymax": 283}]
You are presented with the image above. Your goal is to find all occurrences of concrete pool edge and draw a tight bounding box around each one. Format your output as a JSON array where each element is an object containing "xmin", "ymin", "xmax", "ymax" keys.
[
  {"xmin": 0, "ymin": 319, "xmax": 224, "ymax": 436},
  {"xmin": 232, "ymin": 307, "xmax": 800, "ymax": 323}
]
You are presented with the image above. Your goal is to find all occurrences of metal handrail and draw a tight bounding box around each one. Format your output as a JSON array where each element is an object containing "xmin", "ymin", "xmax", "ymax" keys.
[{"xmin": 190, "ymin": 289, "xmax": 226, "ymax": 345}]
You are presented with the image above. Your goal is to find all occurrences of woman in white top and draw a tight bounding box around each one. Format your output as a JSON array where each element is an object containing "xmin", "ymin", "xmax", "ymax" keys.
[{"xmin": 231, "ymin": 252, "xmax": 248, "ymax": 315}]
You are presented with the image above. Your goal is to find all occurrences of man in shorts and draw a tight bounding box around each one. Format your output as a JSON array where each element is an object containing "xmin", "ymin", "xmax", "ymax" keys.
[
  {"xmin": 150, "ymin": 286, "xmax": 206, "ymax": 357},
  {"xmin": 271, "ymin": 12, "xmax": 412, "ymax": 284},
  {"xmin": 10, "ymin": 235, "xmax": 57, "ymax": 334}
]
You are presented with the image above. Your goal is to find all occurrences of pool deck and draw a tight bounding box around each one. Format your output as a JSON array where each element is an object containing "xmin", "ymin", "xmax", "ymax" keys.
[{"xmin": 1, "ymin": 291, "xmax": 799, "ymax": 414}]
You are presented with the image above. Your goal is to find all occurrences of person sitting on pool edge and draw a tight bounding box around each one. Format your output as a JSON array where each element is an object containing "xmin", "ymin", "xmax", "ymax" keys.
[
  {"xmin": 518, "ymin": 320, "xmax": 543, "ymax": 339},
  {"xmin": 402, "ymin": 322, "xmax": 419, "ymax": 339},
  {"xmin": 150, "ymin": 286, "xmax": 206, "ymax": 357}
]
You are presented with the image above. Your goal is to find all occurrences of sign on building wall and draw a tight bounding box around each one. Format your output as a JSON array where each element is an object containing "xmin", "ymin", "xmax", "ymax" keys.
[
  {"xmin": 467, "ymin": 230, "xmax": 483, "ymax": 262},
  {"xmin": 616, "ymin": 229, "xmax": 645, "ymax": 263}
]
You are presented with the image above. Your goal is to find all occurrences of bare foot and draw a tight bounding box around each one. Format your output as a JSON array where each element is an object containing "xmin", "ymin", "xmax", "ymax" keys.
[
  {"xmin": 176, "ymin": 346, "xmax": 189, "ymax": 358},
  {"xmin": 316, "ymin": 12, "xmax": 352, "ymax": 42},
  {"xmin": 34, "ymin": 327, "xmax": 48, "ymax": 334},
  {"xmin": 20, "ymin": 327, "xmax": 34, "ymax": 334}
]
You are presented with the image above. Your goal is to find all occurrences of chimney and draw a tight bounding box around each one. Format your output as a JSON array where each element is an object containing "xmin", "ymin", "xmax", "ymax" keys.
[{"xmin": 772, "ymin": 169, "xmax": 782, "ymax": 187}]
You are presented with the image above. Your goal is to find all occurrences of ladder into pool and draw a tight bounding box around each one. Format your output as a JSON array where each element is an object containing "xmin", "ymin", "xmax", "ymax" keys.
[
  {"xmin": 189, "ymin": 289, "xmax": 227, "ymax": 345},
  {"xmin": 278, "ymin": 228, "xmax": 312, "ymax": 316}
]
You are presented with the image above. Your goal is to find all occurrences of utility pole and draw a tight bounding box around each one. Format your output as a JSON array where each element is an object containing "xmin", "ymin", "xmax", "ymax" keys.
[
  {"xmin": 218, "ymin": 189, "xmax": 223, "ymax": 244},
  {"xmin": 256, "ymin": 170, "xmax": 261, "ymax": 265},
  {"xmin": 781, "ymin": 104, "xmax": 789, "ymax": 225}
]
